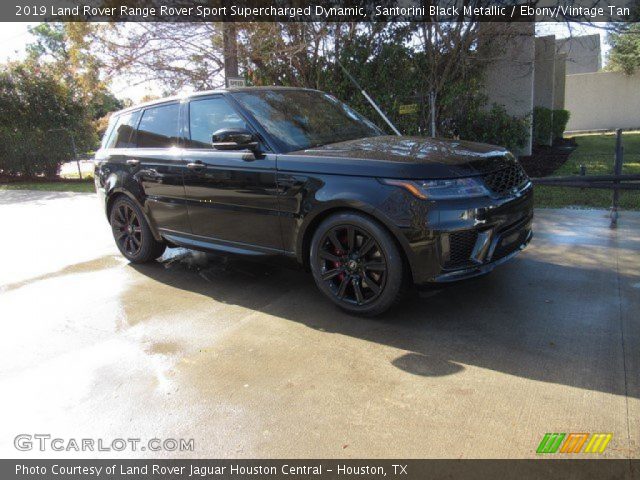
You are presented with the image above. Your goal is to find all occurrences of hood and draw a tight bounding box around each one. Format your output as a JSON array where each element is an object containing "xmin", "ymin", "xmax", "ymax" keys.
[{"xmin": 278, "ymin": 135, "xmax": 516, "ymax": 179}]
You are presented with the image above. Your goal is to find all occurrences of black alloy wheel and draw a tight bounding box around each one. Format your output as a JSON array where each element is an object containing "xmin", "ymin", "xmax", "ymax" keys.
[
  {"xmin": 109, "ymin": 196, "xmax": 166, "ymax": 263},
  {"xmin": 310, "ymin": 212, "xmax": 404, "ymax": 316},
  {"xmin": 317, "ymin": 225, "xmax": 387, "ymax": 305},
  {"xmin": 112, "ymin": 202, "xmax": 143, "ymax": 257}
]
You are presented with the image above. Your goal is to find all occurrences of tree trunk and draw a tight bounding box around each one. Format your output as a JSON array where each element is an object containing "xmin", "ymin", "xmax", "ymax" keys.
[{"xmin": 223, "ymin": 23, "xmax": 239, "ymax": 85}]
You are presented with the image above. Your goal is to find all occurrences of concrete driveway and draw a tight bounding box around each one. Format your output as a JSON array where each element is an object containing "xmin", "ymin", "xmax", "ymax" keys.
[{"xmin": 0, "ymin": 190, "xmax": 638, "ymax": 459}]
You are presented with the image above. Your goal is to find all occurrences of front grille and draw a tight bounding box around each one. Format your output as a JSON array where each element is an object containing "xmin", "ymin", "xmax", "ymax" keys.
[
  {"xmin": 482, "ymin": 164, "xmax": 528, "ymax": 197},
  {"xmin": 445, "ymin": 230, "xmax": 478, "ymax": 269}
]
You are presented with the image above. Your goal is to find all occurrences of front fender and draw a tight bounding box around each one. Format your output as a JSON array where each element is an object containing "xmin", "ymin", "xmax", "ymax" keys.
[
  {"xmin": 288, "ymin": 176, "xmax": 438, "ymax": 284},
  {"xmin": 280, "ymin": 173, "xmax": 416, "ymax": 271}
]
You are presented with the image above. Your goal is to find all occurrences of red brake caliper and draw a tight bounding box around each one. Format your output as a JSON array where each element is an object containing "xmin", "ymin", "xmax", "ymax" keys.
[{"xmin": 334, "ymin": 233, "xmax": 348, "ymax": 283}]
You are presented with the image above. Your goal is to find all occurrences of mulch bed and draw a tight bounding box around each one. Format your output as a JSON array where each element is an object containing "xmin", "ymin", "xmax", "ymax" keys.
[{"xmin": 519, "ymin": 138, "xmax": 577, "ymax": 178}]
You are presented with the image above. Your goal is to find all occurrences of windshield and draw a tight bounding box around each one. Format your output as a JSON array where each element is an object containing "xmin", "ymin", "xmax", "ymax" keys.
[{"xmin": 232, "ymin": 89, "xmax": 383, "ymax": 152}]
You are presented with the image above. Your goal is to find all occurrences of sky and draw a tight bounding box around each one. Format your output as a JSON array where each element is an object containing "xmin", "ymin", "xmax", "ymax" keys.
[
  {"xmin": 0, "ymin": 22, "xmax": 35, "ymax": 62},
  {"xmin": 0, "ymin": 22, "xmax": 612, "ymax": 103}
]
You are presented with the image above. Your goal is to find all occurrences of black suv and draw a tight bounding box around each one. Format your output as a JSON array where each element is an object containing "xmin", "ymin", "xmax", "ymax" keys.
[{"xmin": 95, "ymin": 87, "xmax": 533, "ymax": 315}]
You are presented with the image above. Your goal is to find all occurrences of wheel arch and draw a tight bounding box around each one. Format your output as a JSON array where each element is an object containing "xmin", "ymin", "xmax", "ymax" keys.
[
  {"xmin": 297, "ymin": 205, "xmax": 414, "ymax": 283},
  {"xmin": 105, "ymin": 189, "xmax": 163, "ymax": 242}
]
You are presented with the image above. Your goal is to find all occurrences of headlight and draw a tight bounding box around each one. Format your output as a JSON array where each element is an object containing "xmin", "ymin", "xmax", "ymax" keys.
[{"xmin": 381, "ymin": 177, "xmax": 490, "ymax": 200}]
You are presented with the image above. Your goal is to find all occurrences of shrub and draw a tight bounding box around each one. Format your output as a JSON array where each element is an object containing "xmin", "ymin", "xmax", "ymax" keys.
[
  {"xmin": 451, "ymin": 103, "xmax": 530, "ymax": 152},
  {"xmin": 552, "ymin": 109, "xmax": 571, "ymax": 140},
  {"xmin": 0, "ymin": 62, "xmax": 96, "ymax": 177},
  {"xmin": 533, "ymin": 106, "xmax": 553, "ymax": 146}
]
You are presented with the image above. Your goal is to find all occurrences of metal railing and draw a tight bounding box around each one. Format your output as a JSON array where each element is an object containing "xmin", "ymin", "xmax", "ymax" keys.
[{"xmin": 531, "ymin": 129, "xmax": 639, "ymax": 228}]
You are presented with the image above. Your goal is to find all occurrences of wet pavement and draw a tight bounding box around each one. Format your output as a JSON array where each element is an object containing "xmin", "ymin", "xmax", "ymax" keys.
[{"xmin": 0, "ymin": 190, "xmax": 638, "ymax": 459}]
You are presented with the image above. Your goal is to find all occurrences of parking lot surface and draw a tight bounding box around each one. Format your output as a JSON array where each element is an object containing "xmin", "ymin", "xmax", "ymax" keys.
[{"xmin": 0, "ymin": 190, "xmax": 638, "ymax": 458}]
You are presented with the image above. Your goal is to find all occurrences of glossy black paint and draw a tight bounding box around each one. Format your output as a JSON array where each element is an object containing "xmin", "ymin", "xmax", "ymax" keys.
[
  {"xmin": 131, "ymin": 148, "xmax": 190, "ymax": 234},
  {"xmin": 283, "ymin": 135, "xmax": 514, "ymax": 179},
  {"xmin": 211, "ymin": 128, "xmax": 259, "ymax": 151},
  {"xmin": 95, "ymin": 87, "xmax": 533, "ymax": 285},
  {"xmin": 181, "ymin": 150, "xmax": 282, "ymax": 250}
]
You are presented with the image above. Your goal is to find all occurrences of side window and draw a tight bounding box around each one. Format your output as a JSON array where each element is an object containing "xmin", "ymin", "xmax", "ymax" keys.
[
  {"xmin": 188, "ymin": 97, "xmax": 248, "ymax": 148},
  {"xmin": 104, "ymin": 111, "xmax": 140, "ymax": 149},
  {"xmin": 136, "ymin": 103, "xmax": 180, "ymax": 148}
]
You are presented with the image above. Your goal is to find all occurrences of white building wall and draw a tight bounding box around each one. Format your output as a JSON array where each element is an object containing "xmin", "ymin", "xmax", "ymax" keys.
[
  {"xmin": 534, "ymin": 36, "xmax": 556, "ymax": 110},
  {"xmin": 534, "ymin": 36, "xmax": 556, "ymax": 145},
  {"xmin": 553, "ymin": 53, "xmax": 567, "ymax": 110},
  {"xmin": 555, "ymin": 34, "xmax": 601, "ymax": 75},
  {"xmin": 480, "ymin": 22, "xmax": 535, "ymax": 155},
  {"xmin": 565, "ymin": 71, "xmax": 640, "ymax": 132}
]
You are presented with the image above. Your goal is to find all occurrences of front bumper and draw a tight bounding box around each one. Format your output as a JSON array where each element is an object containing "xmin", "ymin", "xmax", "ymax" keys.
[
  {"xmin": 433, "ymin": 219, "xmax": 532, "ymax": 282},
  {"xmin": 388, "ymin": 182, "xmax": 534, "ymax": 285}
]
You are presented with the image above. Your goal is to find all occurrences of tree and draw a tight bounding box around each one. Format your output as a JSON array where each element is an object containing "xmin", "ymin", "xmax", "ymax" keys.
[
  {"xmin": 0, "ymin": 61, "xmax": 96, "ymax": 177},
  {"xmin": 223, "ymin": 23, "xmax": 239, "ymax": 80},
  {"xmin": 27, "ymin": 23, "xmax": 69, "ymax": 65},
  {"xmin": 321, "ymin": 23, "xmax": 419, "ymax": 133},
  {"xmin": 240, "ymin": 22, "xmax": 332, "ymax": 88},
  {"xmin": 26, "ymin": 22, "xmax": 124, "ymax": 141},
  {"xmin": 28, "ymin": 23, "xmax": 123, "ymax": 118},
  {"xmin": 607, "ymin": 24, "xmax": 640, "ymax": 75},
  {"xmin": 89, "ymin": 23, "xmax": 226, "ymax": 92},
  {"xmin": 84, "ymin": 20, "xmax": 528, "ymax": 147}
]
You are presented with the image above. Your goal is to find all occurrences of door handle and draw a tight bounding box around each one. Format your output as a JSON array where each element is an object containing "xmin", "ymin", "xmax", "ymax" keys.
[
  {"xmin": 126, "ymin": 159, "xmax": 140, "ymax": 166},
  {"xmin": 187, "ymin": 162, "xmax": 205, "ymax": 171}
]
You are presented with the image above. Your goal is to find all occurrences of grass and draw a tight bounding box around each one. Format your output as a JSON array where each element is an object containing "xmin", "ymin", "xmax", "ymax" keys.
[
  {"xmin": 534, "ymin": 131, "xmax": 640, "ymax": 210},
  {"xmin": 0, "ymin": 181, "xmax": 95, "ymax": 193}
]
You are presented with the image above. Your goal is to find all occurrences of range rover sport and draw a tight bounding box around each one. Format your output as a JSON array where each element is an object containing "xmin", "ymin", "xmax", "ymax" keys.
[{"xmin": 95, "ymin": 87, "xmax": 533, "ymax": 316}]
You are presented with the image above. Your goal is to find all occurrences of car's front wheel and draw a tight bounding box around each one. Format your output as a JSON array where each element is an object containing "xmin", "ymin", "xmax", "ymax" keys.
[
  {"xmin": 109, "ymin": 196, "xmax": 166, "ymax": 263},
  {"xmin": 310, "ymin": 212, "xmax": 405, "ymax": 316}
]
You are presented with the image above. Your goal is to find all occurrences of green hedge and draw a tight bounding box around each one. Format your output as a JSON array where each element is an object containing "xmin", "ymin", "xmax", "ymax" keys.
[
  {"xmin": 0, "ymin": 62, "xmax": 96, "ymax": 177},
  {"xmin": 454, "ymin": 103, "xmax": 530, "ymax": 152},
  {"xmin": 552, "ymin": 109, "xmax": 571, "ymax": 140},
  {"xmin": 533, "ymin": 106, "xmax": 553, "ymax": 146}
]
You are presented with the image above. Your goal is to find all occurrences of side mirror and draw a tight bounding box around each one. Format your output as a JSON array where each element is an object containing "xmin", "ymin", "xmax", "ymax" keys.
[{"xmin": 211, "ymin": 128, "xmax": 259, "ymax": 152}]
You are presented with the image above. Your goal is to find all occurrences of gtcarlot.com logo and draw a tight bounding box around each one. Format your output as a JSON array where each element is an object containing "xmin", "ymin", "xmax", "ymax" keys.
[{"xmin": 14, "ymin": 434, "xmax": 194, "ymax": 452}]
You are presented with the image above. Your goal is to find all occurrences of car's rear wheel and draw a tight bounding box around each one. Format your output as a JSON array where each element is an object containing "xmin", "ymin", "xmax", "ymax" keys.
[
  {"xmin": 109, "ymin": 196, "xmax": 165, "ymax": 263},
  {"xmin": 310, "ymin": 212, "xmax": 404, "ymax": 316}
]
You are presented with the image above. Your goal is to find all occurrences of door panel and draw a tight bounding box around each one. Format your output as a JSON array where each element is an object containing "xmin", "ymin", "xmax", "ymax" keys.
[
  {"xmin": 182, "ymin": 96, "xmax": 282, "ymax": 251},
  {"xmin": 131, "ymin": 149, "xmax": 190, "ymax": 233},
  {"xmin": 182, "ymin": 151, "xmax": 282, "ymax": 250},
  {"xmin": 134, "ymin": 102, "xmax": 189, "ymax": 233}
]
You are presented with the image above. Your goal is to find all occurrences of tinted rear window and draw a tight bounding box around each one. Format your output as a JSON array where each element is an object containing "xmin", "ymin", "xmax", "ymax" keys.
[
  {"xmin": 104, "ymin": 111, "xmax": 140, "ymax": 149},
  {"xmin": 136, "ymin": 103, "xmax": 180, "ymax": 148}
]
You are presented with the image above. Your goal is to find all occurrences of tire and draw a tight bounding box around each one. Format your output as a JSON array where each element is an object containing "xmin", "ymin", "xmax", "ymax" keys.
[
  {"xmin": 310, "ymin": 212, "xmax": 405, "ymax": 316},
  {"xmin": 109, "ymin": 196, "xmax": 166, "ymax": 263}
]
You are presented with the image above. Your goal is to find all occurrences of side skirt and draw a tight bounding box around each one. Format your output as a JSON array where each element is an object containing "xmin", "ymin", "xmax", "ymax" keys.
[{"xmin": 158, "ymin": 228, "xmax": 298, "ymax": 262}]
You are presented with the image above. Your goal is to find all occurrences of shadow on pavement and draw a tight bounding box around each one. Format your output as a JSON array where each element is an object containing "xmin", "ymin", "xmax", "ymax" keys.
[{"xmin": 130, "ymin": 246, "xmax": 638, "ymax": 399}]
